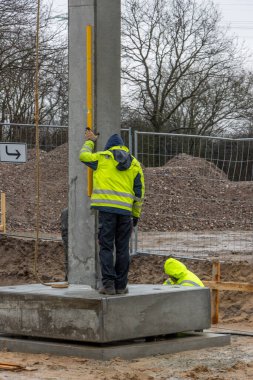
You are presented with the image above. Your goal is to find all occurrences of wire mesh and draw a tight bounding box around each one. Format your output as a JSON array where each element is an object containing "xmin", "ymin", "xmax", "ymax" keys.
[
  {"xmin": 135, "ymin": 132, "xmax": 253, "ymax": 262},
  {"xmin": 2, "ymin": 124, "xmax": 252, "ymax": 262},
  {"xmin": 0, "ymin": 122, "xmax": 68, "ymax": 151}
]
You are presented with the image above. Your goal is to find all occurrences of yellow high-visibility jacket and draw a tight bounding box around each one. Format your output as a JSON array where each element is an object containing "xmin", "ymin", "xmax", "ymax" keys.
[
  {"xmin": 79, "ymin": 140, "xmax": 145, "ymax": 217},
  {"xmin": 163, "ymin": 258, "xmax": 204, "ymax": 287}
]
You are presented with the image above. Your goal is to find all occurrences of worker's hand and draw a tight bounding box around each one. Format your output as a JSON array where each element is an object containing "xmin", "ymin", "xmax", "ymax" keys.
[
  {"xmin": 85, "ymin": 129, "xmax": 98, "ymax": 142},
  {"xmin": 132, "ymin": 217, "xmax": 139, "ymax": 227}
]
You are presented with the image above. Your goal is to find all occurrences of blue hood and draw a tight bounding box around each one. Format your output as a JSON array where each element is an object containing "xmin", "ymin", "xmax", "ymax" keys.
[{"xmin": 104, "ymin": 134, "xmax": 124, "ymax": 150}]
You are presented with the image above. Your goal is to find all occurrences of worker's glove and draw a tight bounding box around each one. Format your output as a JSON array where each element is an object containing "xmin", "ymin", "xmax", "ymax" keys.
[
  {"xmin": 85, "ymin": 128, "xmax": 98, "ymax": 142},
  {"xmin": 132, "ymin": 217, "xmax": 139, "ymax": 227}
]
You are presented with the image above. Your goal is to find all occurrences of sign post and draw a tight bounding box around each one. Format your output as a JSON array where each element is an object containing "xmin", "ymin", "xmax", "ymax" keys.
[{"xmin": 0, "ymin": 143, "xmax": 27, "ymax": 163}]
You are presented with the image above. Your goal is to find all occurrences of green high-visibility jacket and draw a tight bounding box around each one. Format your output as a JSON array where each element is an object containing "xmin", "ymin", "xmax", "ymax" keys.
[
  {"xmin": 79, "ymin": 140, "xmax": 145, "ymax": 217},
  {"xmin": 163, "ymin": 258, "xmax": 204, "ymax": 287}
]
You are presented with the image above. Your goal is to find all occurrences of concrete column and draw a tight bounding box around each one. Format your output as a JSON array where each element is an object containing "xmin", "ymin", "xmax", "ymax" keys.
[{"xmin": 68, "ymin": 0, "xmax": 121, "ymax": 286}]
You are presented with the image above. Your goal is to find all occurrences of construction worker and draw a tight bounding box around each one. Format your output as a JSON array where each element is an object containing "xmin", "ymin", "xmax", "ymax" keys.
[
  {"xmin": 163, "ymin": 258, "xmax": 204, "ymax": 287},
  {"xmin": 79, "ymin": 130, "xmax": 145, "ymax": 295}
]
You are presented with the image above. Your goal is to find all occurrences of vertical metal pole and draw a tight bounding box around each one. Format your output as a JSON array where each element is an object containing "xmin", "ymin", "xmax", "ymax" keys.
[
  {"xmin": 133, "ymin": 130, "xmax": 139, "ymax": 255},
  {"xmin": 211, "ymin": 260, "xmax": 220, "ymax": 324},
  {"xmin": 128, "ymin": 128, "xmax": 134, "ymax": 254},
  {"xmin": 128, "ymin": 127, "xmax": 132, "ymax": 154},
  {"xmin": 134, "ymin": 130, "xmax": 138, "ymax": 159},
  {"xmin": 86, "ymin": 25, "xmax": 93, "ymax": 197}
]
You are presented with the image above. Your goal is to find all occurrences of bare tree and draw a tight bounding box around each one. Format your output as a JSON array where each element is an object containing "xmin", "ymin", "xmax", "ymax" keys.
[
  {"xmin": 122, "ymin": 0, "xmax": 252, "ymax": 134},
  {"xmin": 0, "ymin": 0, "xmax": 68, "ymax": 126}
]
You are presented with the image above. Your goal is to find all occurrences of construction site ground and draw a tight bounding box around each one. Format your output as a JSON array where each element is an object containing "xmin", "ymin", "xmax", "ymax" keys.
[
  {"xmin": 0, "ymin": 234, "xmax": 252, "ymax": 379},
  {"xmin": 0, "ymin": 145, "xmax": 252, "ymax": 378}
]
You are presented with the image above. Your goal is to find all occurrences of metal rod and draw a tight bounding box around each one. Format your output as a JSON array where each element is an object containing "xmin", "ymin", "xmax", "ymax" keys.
[
  {"xmin": 0, "ymin": 122, "xmax": 68, "ymax": 128},
  {"xmin": 134, "ymin": 131, "xmax": 253, "ymax": 142},
  {"xmin": 128, "ymin": 127, "xmax": 132, "ymax": 154}
]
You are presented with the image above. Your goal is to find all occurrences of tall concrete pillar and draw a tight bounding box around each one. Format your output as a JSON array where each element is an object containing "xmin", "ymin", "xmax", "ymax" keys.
[{"xmin": 68, "ymin": 0, "xmax": 121, "ymax": 286}]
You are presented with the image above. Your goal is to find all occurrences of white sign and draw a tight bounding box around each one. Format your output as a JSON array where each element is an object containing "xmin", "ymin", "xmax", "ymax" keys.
[{"xmin": 0, "ymin": 143, "xmax": 27, "ymax": 163}]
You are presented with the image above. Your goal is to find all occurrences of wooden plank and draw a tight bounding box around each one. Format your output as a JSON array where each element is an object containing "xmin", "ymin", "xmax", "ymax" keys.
[
  {"xmin": 0, "ymin": 193, "xmax": 6, "ymax": 233},
  {"xmin": 204, "ymin": 280, "xmax": 253, "ymax": 292},
  {"xmin": 211, "ymin": 261, "xmax": 220, "ymax": 324}
]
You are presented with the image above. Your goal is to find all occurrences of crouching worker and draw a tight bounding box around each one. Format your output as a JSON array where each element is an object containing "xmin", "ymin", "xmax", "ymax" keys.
[
  {"xmin": 163, "ymin": 258, "xmax": 204, "ymax": 287},
  {"xmin": 79, "ymin": 130, "xmax": 145, "ymax": 295}
]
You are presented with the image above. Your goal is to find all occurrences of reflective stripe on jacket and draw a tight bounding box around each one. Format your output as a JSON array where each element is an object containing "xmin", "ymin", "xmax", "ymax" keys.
[
  {"xmin": 79, "ymin": 140, "xmax": 145, "ymax": 217},
  {"xmin": 163, "ymin": 258, "xmax": 204, "ymax": 287}
]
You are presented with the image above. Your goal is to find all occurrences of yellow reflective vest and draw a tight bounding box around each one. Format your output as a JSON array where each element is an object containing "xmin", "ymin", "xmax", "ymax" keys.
[
  {"xmin": 163, "ymin": 258, "xmax": 204, "ymax": 287},
  {"xmin": 79, "ymin": 140, "xmax": 145, "ymax": 217}
]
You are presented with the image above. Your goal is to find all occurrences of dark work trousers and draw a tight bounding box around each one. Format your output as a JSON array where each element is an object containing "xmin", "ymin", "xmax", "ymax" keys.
[{"xmin": 98, "ymin": 211, "xmax": 132, "ymax": 290}]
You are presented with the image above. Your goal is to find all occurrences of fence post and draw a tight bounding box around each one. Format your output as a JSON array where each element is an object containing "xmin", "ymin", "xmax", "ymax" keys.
[
  {"xmin": 133, "ymin": 130, "xmax": 139, "ymax": 255},
  {"xmin": 134, "ymin": 130, "xmax": 138, "ymax": 159},
  {"xmin": 211, "ymin": 260, "xmax": 220, "ymax": 324},
  {"xmin": 128, "ymin": 127, "xmax": 132, "ymax": 154}
]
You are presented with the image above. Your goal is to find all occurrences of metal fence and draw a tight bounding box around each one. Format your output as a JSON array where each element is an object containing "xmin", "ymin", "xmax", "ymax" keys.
[
  {"xmin": 0, "ymin": 123, "xmax": 132, "ymax": 154},
  {"xmin": 133, "ymin": 131, "xmax": 253, "ymax": 260},
  {"xmin": 0, "ymin": 122, "xmax": 68, "ymax": 151},
  {"xmin": 1, "ymin": 123, "xmax": 252, "ymax": 261}
]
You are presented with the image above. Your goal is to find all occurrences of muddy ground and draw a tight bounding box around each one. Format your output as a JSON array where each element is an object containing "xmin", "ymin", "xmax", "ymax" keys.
[
  {"xmin": 0, "ymin": 235, "xmax": 252, "ymax": 379},
  {"xmin": 0, "ymin": 336, "xmax": 252, "ymax": 379}
]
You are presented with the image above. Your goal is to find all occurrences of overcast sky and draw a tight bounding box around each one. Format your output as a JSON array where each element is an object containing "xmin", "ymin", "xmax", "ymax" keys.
[{"xmin": 50, "ymin": 0, "xmax": 253, "ymax": 68}]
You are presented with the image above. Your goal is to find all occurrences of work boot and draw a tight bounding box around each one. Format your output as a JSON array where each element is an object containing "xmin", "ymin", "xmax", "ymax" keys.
[
  {"xmin": 99, "ymin": 287, "xmax": 116, "ymax": 295},
  {"xmin": 116, "ymin": 287, "xmax": 129, "ymax": 294}
]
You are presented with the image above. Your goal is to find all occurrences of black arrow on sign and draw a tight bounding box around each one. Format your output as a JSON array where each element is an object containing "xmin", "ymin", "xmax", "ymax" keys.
[{"xmin": 5, "ymin": 146, "xmax": 21, "ymax": 160}]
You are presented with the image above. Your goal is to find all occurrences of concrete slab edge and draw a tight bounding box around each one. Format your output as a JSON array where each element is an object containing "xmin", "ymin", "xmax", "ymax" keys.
[{"xmin": 0, "ymin": 332, "xmax": 230, "ymax": 361}]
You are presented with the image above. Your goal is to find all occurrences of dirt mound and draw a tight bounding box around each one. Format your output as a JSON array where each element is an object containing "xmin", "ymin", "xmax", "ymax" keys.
[
  {"xmin": 164, "ymin": 153, "xmax": 228, "ymax": 180},
  {"xmin": 0, "ymin": 144, "xmax": 253, "ymax": 233},
  {"xmin": 140, "ymin": 160, "xmax": 253, "ymax": 231},
  {"xmin": 0, "ymin": 235, "xmax": 66, "ymax": 284},
  {"xmin": 0, "ymin": 144, "xmax": 68, "ymax": 232}
]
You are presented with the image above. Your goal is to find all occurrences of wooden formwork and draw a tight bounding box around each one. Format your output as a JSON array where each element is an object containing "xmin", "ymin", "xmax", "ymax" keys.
[
  {"xmin": 204, "ymin": 260, "xmax": 253, "ymax": 324},
  {"xmin": 0, "ymin": 192, "xmax": 6, "ymax": 233}
]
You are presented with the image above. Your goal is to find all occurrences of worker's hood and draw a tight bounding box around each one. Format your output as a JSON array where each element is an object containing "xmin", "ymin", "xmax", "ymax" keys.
[
  {"xmin": 104, "ymin": 134, "xmax": 124, "ymax": 150},
  {"xmin": 110, "ymin": 147, "xmax": 132, "ymax": 171},
  {"xmin": 164, "ymin": 258, "xmax": 188, "ymax": 279}
]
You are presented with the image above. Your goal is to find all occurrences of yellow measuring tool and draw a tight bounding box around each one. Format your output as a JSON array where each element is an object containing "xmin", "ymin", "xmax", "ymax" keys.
[{"xmin": 86, "ymin": 25, "xmax": 93, "ymax": 197}]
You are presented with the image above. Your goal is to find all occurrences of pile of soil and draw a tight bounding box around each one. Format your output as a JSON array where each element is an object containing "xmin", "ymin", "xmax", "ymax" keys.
[
  {"xmin": 0, "ymin": 145, "xmax": 252, "ymax": 233},
  {"xmin": 0, "ymin": 144, "xmax": 68, "ymax": 233},
  {"xmin": 140, "ymin": 154, "xmax": 253, "ymax": 231}
]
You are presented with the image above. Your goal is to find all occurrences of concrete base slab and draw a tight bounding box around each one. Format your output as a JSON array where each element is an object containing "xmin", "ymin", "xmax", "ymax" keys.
[
  {"xmin": 0, "ymin": 332, "xmax": 230, "ymax": 360},
  {"xmin": 0, "ymin": 284, "xmax": 211, "ymax": 343}
]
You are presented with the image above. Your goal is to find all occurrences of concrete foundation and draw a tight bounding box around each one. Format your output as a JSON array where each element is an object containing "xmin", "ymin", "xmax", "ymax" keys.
[
  {"xmin": 0, "ymin": 284, "xmax": 211, "ymax": 343},
  {"xmin": 0, "ymin": 332, "xmax": 230, "ymax": 360}
]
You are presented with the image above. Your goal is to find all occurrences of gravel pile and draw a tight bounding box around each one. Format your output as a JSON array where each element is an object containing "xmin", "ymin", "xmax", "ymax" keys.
[
  {"xmin": 0, "ymin": 144, "xmax": 68, "ymax": 232},
  {"xmin": 0, "ymin": 145, "xmax": 252, "ymax": 233},
  {"xmin": 140, "ymin": 154, "xmax": 253, "ymax": 231}
]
